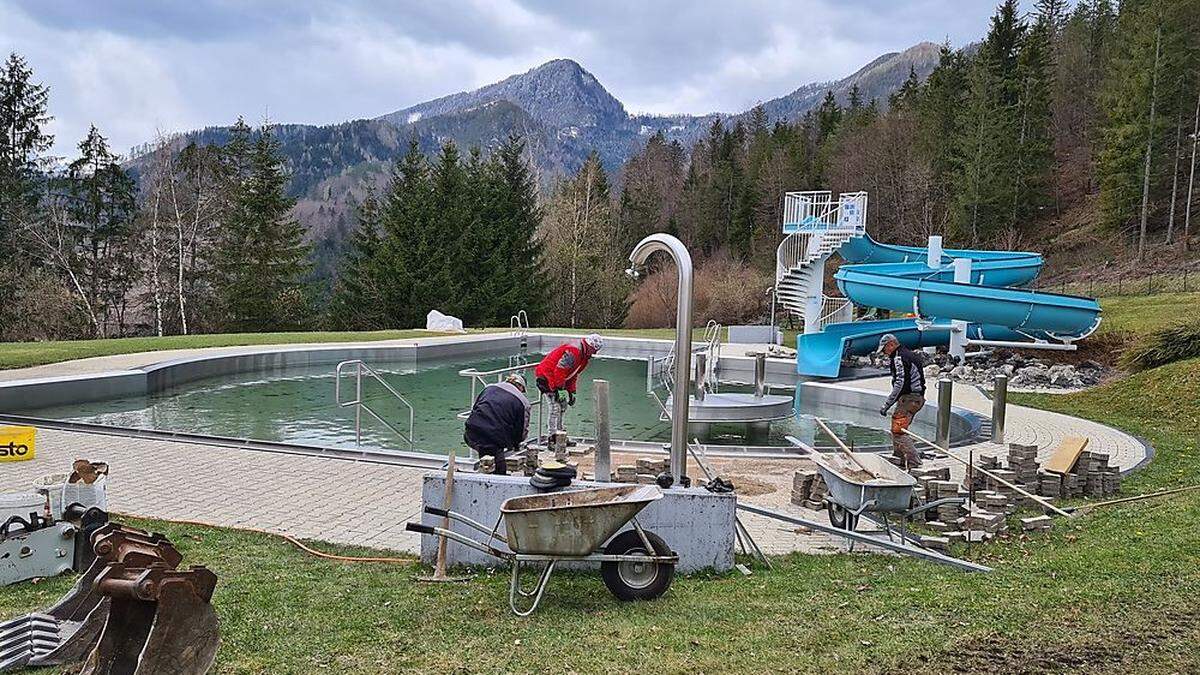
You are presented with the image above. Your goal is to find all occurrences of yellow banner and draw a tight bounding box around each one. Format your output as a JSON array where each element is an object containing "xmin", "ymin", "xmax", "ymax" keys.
[{"xmin": 0, "ymin": 426, "xmax": 35, "ymax": 462}]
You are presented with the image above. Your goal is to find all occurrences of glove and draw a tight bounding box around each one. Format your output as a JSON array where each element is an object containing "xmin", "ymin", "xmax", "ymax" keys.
[
  {"xmin": 568, "ymin": 392, "xmax": 576, "ymax": 407},
  {"xmin": 879, "ymin": 405, "xmax": 890, "ymax": 417}
]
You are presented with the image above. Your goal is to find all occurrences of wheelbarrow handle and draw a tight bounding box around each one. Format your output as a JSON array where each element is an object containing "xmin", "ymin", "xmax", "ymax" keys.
[
  {"xmin": 421, "ymin": 506, "xmax": 509, "ymax": 545},
  {"xmin": 404, "ymin": 521, "xmax": 511, "ymax": 560}
]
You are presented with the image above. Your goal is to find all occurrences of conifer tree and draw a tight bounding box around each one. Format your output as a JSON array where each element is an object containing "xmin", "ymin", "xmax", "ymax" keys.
[
  {"xmin": 64, "ymin": 125, "xmax": 138, "ymax": 336},
  {"xmin": 215, "ymin": 121, "xmax": 311, "ymax": 331},
  {"xmin": 483, "ymin": 134, "xmax": 548, "ymax": 324},
  {"xmin": 376, "ymin": 139, "xmax": 432, "ymax": 328},
  {"xmin": 0, "ymin": 53, "xmax": 52, "ymax": 249},
  {"xmin": 328, "ymin": 187, "xmax": 385, "ymax": 329}
]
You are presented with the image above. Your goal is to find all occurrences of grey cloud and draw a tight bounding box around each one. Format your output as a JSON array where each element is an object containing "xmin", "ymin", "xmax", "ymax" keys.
[{"xmin": 2, "ymin": 0, "xmax": 999, "ymax": 158}]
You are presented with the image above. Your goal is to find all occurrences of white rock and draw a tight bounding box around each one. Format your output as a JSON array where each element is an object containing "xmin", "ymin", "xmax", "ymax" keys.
[{"xmin": 426, "ymin": 309, "xmax": 465, "ymax": 332}]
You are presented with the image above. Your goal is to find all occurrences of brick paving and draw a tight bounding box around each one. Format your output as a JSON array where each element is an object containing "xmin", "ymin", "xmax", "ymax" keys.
[{"xmin": 0, "ymin": 342, "xmax": 1149, "ymax": 558}]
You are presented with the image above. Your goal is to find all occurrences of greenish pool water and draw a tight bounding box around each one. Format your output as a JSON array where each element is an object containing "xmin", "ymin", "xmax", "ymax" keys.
[{"xmin": 24, "ymin": 355, "xmax": 889, "ymax": 454}]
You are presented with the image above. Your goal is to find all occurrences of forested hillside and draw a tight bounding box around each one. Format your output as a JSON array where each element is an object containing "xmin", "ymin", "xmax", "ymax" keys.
[{"xmin": 1, "ymin": 0, "xmax": 1197, "ymax": 341}]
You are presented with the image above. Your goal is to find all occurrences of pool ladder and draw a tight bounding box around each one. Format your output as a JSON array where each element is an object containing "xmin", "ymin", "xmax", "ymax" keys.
[{"xmin": 334, "ymin": 360, "xmax": 416, "ymax": 452}]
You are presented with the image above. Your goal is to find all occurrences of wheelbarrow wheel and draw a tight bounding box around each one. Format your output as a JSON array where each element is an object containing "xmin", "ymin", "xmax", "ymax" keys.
[
  {"xmin": 827, "ymin": 502, "xmax": 859, "ymax": 531},
  {"xmin": 601, "ymin": 530, "xmax": 674, "ymax": 602}
]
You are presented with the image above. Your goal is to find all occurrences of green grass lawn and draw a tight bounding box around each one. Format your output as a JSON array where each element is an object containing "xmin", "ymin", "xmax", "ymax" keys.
[
  {"xmin": 3, "ymin": 297, "xmax": 1199, "ymax": 671},
  {"xmin": 0, "ymin": 330, "xmax": 466, "ymax": 371},
  {"xmin": 4, "ymin": 358, "xmax": 1200, "ymax": 673},
  {"xmin": 1095, "ymin": 291, "xmax": 1200, "ymax": 338},
  {"xmin": 0, "ymin": 326, "xmax": 761, "ymax": 372}
]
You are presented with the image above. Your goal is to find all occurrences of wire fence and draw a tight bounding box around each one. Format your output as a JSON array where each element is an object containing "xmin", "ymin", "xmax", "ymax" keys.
[{"xmin": 1036, "ymin": 269, "xmax": 1200, "ymax": 298}]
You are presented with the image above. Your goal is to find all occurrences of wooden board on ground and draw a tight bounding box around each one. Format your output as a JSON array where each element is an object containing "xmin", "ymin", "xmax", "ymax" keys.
[{"xmin": 1043, "ymin": 436, "xmax": 1090, "ymax": 474}]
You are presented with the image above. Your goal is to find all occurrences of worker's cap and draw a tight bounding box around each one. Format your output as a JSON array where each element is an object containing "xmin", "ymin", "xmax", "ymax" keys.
[
  {"xmin": 505, "ymin": 373, "xmax": 527, "ymax": 392},
  {"xmin": 584, "ymin": 333, "xmax": 604, "ymax": 352},
  {"xmin": 877, "ymin": 333, "xmax": 899, "ymax": 352}
]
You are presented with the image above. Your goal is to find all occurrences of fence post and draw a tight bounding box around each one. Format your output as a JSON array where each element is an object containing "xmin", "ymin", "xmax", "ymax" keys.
[
  {"xmin": 593, "ymin": 379, "xmax": 611, "ymax": 482},
  {"xmin": 936, "ymin": 378, "xmax": 953, "ymax": 450},
  {"xmin": 991, "ymin": 375, "xmax": 1008, "ymax": 444}
]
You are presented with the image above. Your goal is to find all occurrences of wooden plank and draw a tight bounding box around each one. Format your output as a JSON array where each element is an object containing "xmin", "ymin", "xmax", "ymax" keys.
[
  {"xmin": 813, "ymin": 417, "xmax": 881, "ymax": 478},
  {"xmin": 1043, "ymin": 436, "xmax": 1090, "ymax": 475}
]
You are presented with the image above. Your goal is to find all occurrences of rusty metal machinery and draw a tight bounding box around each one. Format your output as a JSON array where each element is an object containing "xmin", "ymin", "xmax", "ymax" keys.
[{"xmin": 0, "ymin": 523, "xmax": 218, "ymax": 674}]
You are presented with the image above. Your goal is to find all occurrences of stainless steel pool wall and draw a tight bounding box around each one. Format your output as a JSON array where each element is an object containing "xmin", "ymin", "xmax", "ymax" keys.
[{"xmin": 796, "ymin": 381, "xmax": 982, "ymax": 447}]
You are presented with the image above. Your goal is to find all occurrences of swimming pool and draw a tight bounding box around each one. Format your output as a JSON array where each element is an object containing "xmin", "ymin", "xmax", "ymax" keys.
[{"xmin": 16, "ymin": 353, "xmax": 891, "ymax": 456}]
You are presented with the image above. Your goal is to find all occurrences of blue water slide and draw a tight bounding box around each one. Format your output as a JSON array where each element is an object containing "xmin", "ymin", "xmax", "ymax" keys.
[{"xmin": 797, "ymin": 234, "xmax": 1102, "ymax": 377}]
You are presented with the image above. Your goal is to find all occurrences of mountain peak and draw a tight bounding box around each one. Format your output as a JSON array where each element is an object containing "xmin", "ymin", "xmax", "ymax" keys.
[
  {"xmin": 378, "ymin": 57, "xmax": 625, "ymax": 132},
  {"xmin": 752, "ymin": 41, "xmax": 943, "ymax": 121}
]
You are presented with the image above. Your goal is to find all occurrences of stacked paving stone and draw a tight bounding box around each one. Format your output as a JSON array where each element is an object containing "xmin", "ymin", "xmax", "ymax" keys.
[
  {"xmin": 962, "ymin": 510, "xmax": 1007, "ymax": 535},
  {"xmin": 1021, "ymin": 515, "xmax": 1053, "ymax": 532},
  {"xmin": 928, "ymin": 480, "xmax": 965, "ymax": 523},
  {"xmin": 614, "ymin": 465, "xmax": 638, "ymax": 483},
  {"xmin": 791, "ymin": 469, "xmax": 818, "ymax": 506},
  {"xmin": 1036, "ymin": 451, "xmax": 1122, "ymax": 499},
  {"xmin": 789, "ymin": 473, "xmax": 829, "ymax": 510},
  {"xmin": 1007, "ymin": 444, "xmax": 1040, "ymax": 491},
  {"xmin": 975, "ymin": 490, "xmax": 1014, "ymax": 515},
  {"xmin": 1076, "ymin": 451, "xmax": 1122, "ymax": 497}
]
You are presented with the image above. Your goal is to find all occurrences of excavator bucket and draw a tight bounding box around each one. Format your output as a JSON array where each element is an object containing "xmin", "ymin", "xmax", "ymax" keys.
[
  {"xmin": 0, "ymin": 524, "xmax": 183, "ymax": 672},
  {"xmin": 79, "ymin": 563, "xmax": 219, "ymax": 675}
]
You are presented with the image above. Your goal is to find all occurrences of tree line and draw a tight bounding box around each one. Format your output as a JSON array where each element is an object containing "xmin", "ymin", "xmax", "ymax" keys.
[
  {"xmin": 0, "ymin": 51, "xmax": 311, "ymax": 340},
  {"xmin": 2, "ymin": 0, "xmax": 1198, "ymax": 340}
]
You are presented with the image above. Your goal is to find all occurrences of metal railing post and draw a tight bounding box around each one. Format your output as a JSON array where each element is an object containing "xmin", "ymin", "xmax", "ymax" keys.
[
  {"xmin": 355, "ymin": 362, "xmax": 363, "ymax": 446},
  {"xmin": 754, "ymin": 352, "xmax": 767, "ymax": 399},
  {"xmin": 935, "ymin": 377, "xmax": 952, "ymax": 450},
  {"xmin": 991, "ymin": 375, "xmax": 1008, "ymax": 444},
  {"xmin": 594, "ymin": 379, "xmax": 611, "ymax": 482},
  {"xmin": 694, "ymin": 353, "xmax": 707, "ymax": 402}
]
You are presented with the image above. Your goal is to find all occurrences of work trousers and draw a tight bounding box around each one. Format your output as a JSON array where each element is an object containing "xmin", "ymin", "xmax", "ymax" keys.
[{"xmin": 891, "ymin": 393, "xmax": 925, "ymax": 467}]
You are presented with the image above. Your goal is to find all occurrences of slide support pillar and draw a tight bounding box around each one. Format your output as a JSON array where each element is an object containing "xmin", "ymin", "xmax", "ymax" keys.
[
  {"xmin": 948, "ymin": 258, "xmax": 972, "ymax": 362},
  {"xmin": 927, "ymin": 235, "xmax": 943, "ymax": 268},
  {"xmin": 803, "ymin": 255, "xmax": 827, "ymax": 335}
]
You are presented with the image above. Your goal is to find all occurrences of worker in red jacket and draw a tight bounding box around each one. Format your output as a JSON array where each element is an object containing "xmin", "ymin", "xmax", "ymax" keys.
[{"xmin": 534, "ymin": 334, "xmax": 604, "ymax": 435}]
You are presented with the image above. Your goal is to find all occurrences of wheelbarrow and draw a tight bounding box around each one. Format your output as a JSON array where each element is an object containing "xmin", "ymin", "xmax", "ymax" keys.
[
  {"xmin": 810, "ymin": 451, "xmax": 964, "ymax": 546},
  {"xmin": 406, "ymin": 485, "xmax": 678, "ymax": 616}
]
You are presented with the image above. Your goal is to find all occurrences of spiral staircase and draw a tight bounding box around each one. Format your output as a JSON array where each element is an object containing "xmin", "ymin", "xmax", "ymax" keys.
[{"xmin": 774, "ymin": 192, "xmax": 867, "ymax": 332}]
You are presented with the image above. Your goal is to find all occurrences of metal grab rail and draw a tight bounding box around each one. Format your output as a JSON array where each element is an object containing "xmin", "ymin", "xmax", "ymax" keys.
[
  {"xmin": 458, "ymin": 361, "xmax": 547, "ymax": 443},
  {"xmin": 509, "ymin": 310, "xmax": 529, "ymax": 337},
  {"xmin": 334, "ymin": 360, "xmax": 416, "ymax": 452}
]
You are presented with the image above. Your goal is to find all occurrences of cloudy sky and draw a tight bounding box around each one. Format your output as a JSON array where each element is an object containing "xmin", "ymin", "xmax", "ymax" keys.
[{"xmin": 3, "ymin": 0, "xmax": 999, "ymax": 158}]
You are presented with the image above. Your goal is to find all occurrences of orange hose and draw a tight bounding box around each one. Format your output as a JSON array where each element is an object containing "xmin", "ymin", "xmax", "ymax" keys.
[{"xmin": 113, "ymin": 513, "xmax": 417, "ymax": 565}]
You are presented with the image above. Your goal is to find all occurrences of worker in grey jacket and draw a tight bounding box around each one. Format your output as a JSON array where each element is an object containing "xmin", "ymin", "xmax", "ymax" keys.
[
  {"xmin": 463, "ymin": 374, "xmax": 531, "ymax": 475},
  {"xmin": 877, "ymin": 334, "xmax": 926, "ymax": 468}
]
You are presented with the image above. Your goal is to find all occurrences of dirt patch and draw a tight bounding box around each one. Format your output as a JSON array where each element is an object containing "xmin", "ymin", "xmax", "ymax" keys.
[
  {"xmin": 916, "ymin": 607, "xmax": 1200, "ymax": 674},
  {"xmin": 722, "ymin": 475, "xmax": 776, "ymax": 497}
]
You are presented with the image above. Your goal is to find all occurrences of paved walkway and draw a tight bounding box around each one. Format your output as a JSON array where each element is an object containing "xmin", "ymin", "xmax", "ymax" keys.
[{"xmin": 0, "ymin": 340, "xmax": 1149, "ymax": 559}]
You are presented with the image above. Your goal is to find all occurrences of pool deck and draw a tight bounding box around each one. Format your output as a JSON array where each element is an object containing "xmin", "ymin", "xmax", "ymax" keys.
[{"xmin": 0, "ymin": 338, "xmax": 1150, "ymax": 560}]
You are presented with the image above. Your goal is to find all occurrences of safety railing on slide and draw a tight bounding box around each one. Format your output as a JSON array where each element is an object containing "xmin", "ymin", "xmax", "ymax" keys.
[{"xmin": 334, "ymin": 360, "xmax": 416, "ymax": 452}]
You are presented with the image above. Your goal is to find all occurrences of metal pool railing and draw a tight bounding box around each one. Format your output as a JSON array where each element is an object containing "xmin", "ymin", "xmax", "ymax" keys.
[
  {"xmin": 334, "ymin": 359, "xmax": 416, "ymax": 452},
  {"xmin": 457, "ymin": 361, "xmax": 549, "ymax": 443}
]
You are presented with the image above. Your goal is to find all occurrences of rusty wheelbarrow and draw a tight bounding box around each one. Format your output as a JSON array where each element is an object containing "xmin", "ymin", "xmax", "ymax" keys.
[{"xmin": 406, "ymin": 485, "xmax": 678, "ymax": 616}]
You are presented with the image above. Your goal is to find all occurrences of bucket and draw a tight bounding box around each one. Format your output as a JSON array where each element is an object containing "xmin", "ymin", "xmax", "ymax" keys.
[
  {"xmin": 0, "ymin": 492, "xmax": 46, "ymax": 524},
  {"xmin": 33, "ymin": 473, "xmax": 107, "ymax": 520}
]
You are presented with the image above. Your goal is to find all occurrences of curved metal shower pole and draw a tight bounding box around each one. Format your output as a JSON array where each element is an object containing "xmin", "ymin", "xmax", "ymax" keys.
[{"xmin": 628, "ymin": 233, "xmax": 694, "ymax": 485}]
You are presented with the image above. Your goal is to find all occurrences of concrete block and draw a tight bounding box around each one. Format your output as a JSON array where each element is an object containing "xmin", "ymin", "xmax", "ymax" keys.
[{"xmin": 419, "ymin": 472, "xmax": 736, "ymax": 573}]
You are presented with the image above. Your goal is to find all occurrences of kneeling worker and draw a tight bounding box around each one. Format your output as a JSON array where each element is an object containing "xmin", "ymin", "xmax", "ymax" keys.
[
  {"xmin": 534, "ymin": 334, "xmax": 604, "ymax": 435},
  {"xmin": 463, "ymin": 374, "xmax": 530, "ymax": 475},
  {"xmin": 877, "ymin": 333, "xmax": 926, "ymax": 468}
]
